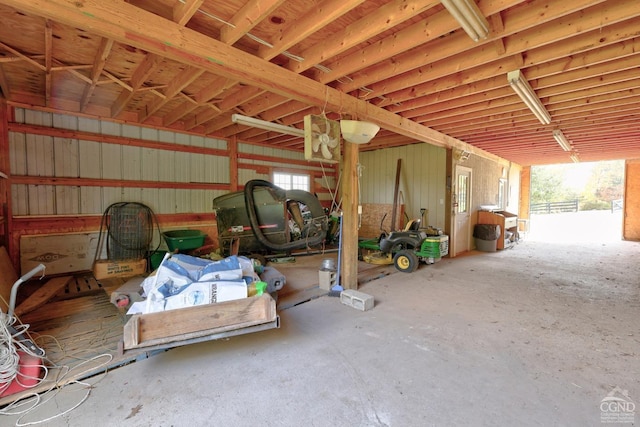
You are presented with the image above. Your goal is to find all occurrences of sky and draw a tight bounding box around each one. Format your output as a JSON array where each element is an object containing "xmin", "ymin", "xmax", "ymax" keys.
[{"xmin": 562, "ymin": 162, "xmax": 595, "ymax": 189}]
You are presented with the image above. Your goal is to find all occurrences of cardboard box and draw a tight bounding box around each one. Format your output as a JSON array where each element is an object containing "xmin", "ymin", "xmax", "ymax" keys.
[
  {"xmin": 21, "ymin": 232, "xmax": 101, "ymax": 275},
  {"xmin": 93, "ymin": 259, "xmax": 146, "ymax": 280}
]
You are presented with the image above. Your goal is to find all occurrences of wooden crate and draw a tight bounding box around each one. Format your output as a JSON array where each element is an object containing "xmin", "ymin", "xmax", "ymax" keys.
[{"xmin": 122, "ymin": 293, "xmax": 278, "ymax": 352}]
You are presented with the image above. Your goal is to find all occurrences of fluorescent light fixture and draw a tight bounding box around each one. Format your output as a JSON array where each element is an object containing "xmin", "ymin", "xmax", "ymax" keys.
[
  {"xmin": 552, "ymin": 129, "xmax": 572, "ymax": 151},
  {"xmin": 507, "ymin": 70, "xmax": 551, "ymax": 125},
  {"xmin": 231, "ymin": 114, "xmax": 304, "ymax": 137},
  {"xmin": 570, "ymin": 153, "xmax": 580, "ymax": 163},
  {"xmin": 440, "ymin": 0, "xmax": 489, "ymax": 42}
]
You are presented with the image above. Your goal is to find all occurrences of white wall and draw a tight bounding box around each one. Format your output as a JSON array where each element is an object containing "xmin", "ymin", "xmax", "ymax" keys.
[{"xmin": 359, "ymin": 143, "xmax": 447, "ymax": 229}]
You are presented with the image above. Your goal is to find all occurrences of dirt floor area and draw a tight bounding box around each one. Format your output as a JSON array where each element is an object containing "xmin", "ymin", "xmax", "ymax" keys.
[{"xmin": 1, "ymin": 211, "xmax": 638, "ymax": 426}]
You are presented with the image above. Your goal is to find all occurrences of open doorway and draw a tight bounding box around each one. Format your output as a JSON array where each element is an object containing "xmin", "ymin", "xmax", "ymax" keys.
[{"xmin": 528, "ymin": 160, "xmax": 624, "ymax": 243}]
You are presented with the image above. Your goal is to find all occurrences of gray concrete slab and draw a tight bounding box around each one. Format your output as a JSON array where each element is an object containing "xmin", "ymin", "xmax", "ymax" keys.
[{"xmin": 2, "ymin": 223, "xmax": 638, "ymax": 426}]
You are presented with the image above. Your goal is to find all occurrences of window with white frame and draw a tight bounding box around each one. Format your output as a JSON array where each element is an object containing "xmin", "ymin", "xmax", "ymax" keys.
[{"xmin": 273, "ymin": 172, "xmax": 310, "ymax": 191}]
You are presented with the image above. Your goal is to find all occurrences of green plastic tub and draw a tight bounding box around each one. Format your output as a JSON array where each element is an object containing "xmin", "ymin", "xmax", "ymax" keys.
[
  {"xmin": 149, "ymin": 251, "xmax": 168, "ymax": 270},
  {"xmin": 163, "ymin": 230, "xmax": 206, "ymax": 252}
]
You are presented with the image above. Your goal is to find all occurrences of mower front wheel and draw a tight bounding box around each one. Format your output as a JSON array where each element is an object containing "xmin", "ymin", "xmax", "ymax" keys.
[{"xmin": 393, "ymin": 249, "xmax": 419, "ymax": 273}]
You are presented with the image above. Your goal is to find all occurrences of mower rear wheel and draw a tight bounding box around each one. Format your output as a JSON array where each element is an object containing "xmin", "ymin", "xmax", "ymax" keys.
[{"xmin": 393, "ymin": 250, "xmax": 419, "ymax": 273}]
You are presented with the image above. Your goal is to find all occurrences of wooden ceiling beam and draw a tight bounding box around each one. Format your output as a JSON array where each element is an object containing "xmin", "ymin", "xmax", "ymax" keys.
[
  {"xmin": 215, "ymin": 0, "xmax": 366, "ymax": 127},
  {"xmin": 240, "ymin": 93, "xmax": 289, "ymax": 117},
  {"xmin": 288, "ymin": 0, "xmax": 434, "ymax": 74},
  {"xmin": 0, "ymin": 0, "xmax": 504, "ymax": 160},
  {"xmin": 257, "ymin": 0, "xmax": 366, "ymax": 61},
  {"xmin": 194, "ymin": 76, "xmax": 235, "ymax": 104},
  {"xmin": 220, "ymin": 0, "xmax": 284, "ymax": 45},
  {"xmin": 427, "ymin": 89, "xmax": 640, "ymax": 131},
  {"xmin": 379, "ymin": 17, "xmax": 638, "ymax": 108},
  {"xmin": 338, "ymin": 0, "xmax": 634, "ymax": 97},
  {"xmin": 315, "ymin": 0, "xmax": 516, "ymax": 84},
  {"xmin": 454, "ymin": 114, "xmax": 640, "ymax": 144},
  {"xmin": 260, "ymin": 100, "xmax": 310, "ymax": 122},
  {"xmin": 172, "ymin": 0, "xmax": 205, "ymax": 26},
  {"xmin": 490, "ymin": 13, "xmax": 506, "ymax": 56},
  {"xmin": 442, "ymin": 100, "xmax": 640, "ymax": 136},
  {"xmin": 404, "ymin": 66, "xmax": 640, "ymax": 122},
  {"xmin": 387, "ymin": 41, "xmax": 640, "ymax": 114}
]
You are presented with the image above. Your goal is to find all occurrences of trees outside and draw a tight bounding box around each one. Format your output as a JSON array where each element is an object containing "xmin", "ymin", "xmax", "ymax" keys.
[{"xmin": 531, "ymin": 160, "xmax": 624, "ymax": 210}]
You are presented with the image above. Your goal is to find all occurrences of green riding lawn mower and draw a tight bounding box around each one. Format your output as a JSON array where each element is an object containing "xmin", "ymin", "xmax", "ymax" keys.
[{"xmin": 358, "ymin": 216, "xmax": 449, "ymax": 273}]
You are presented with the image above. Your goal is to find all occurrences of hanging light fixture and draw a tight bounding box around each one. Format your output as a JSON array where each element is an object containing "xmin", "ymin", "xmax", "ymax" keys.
[
  {"xmin": 340, "ymin": 120, "xmax": 380, "ymax": 144},
  {"xmin": 231, "ymin": 114, "xmax": 304, "ymax": 137},
  {"xmin": 552, "ymin": 129, "xmax": 572, "ymax": 151},
  {"xmin": 507, "ymin": 70, "xmax": 551, "ymax": 125},
  {"xmin": 440, "ymin": 0, "xmax": 489, "ymax": 42}
]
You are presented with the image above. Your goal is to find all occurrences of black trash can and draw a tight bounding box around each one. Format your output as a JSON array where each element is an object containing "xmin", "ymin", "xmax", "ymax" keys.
[{"xmin": 473, "ymin": 224, "xmax": 502, "ymax": 252}]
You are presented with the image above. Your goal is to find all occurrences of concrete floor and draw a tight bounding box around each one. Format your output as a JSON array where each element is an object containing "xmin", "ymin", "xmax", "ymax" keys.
[{"xmin": 2, "ymin": 212, "xmax": 638, "ymax": 426}]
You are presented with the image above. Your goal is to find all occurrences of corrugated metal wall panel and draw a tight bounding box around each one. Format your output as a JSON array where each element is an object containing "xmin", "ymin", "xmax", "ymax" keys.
[
  {"xmin": 55, "ymin": 186, "xmax": 80, "ymax": 214},
  {"xmin": 9, "ymin": 109, "xmax": 332, "ymax": 216},
  {"xmin": 360, "ymin": 144, "xmax": 447, "ymax": 229},
  {"xmin": 175, "ymin": 151, "xmax": 190, "ymax": 183},
  {"xmin": 53, "ymin": 137, "xmax": 79, "ymax": 178},
  {"xmin": 101, "ymin": 144, "xmax": 121, "ymax": 180},
  {"xmin": 80, "ymin": 187, "xmax": 102, "ymax": 214},
  {"xmin": 52, "ymin": 113, "xmax": 78, "ymax": 130}
]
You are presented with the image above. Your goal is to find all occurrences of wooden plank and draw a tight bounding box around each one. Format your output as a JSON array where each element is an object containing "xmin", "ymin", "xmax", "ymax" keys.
[
  {"xmin": 623, "ymin": 159, "xmax": 640, "ymax": 240},
  {"xmin": 14, "ymin": 275, "xmax": 73, "ymax": 317},
  {"xmin": 123, "ymin": 293, "xmax": 276, "ymax": 350},
  {"xmin": 0, "ymin": 292, "xmax": 140, "ymax": 407},
  {"xmin": 0, "ymin": 246, "xmax": 18, "ymax": 312}
]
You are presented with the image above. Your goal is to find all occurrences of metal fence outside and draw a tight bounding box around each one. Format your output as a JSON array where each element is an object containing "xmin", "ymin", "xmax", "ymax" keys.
[{"xmin": 530, "ymin": 199, "xmax": 579, "ymax": 214}]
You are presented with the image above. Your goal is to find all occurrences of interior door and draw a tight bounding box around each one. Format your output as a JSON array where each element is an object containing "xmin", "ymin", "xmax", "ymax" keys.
[{"xmin": 454, "ymin": 166, "xmax": 472, "ymax": 255}]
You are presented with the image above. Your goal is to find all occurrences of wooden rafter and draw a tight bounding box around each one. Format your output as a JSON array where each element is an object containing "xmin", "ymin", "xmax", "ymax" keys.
[
  {"xmin": 110, "ymin": 54, "xmax": 162, "ymax": 118},
  {"xmin": 80, "ymin": 38, "xmax": 114, "ymax": 112},
  {"xmin": 340, "ymin": 0, "xmax": 636, "ymax": 97},
  {"xmin": 44, "ymin": 20, "xmax": 52, "ymax": 107},
  {"xmin": 139, "ymin": 66, "xmax": 204, "ymax": 121},
  {"xmin": 162, "ymin": 93, "xmax": 200, "ymax": 127},
  {"xmin": 0, "ymin": 42, "xmax": 45, "ymax": 71},
  {"xmin": 257, "ymin": 0, "xmax": 365, "ymax": 61},
  {"xmin": 220, "ymin": 0, "xmax": 284, "ymax": 45},
  {"xmin": 287, "ymin": 0, "xmax": 436, "ymax": 73},
  {"xmin": 0, "ymin": 0, "xmax": 637, "ymax": 165},
  {"xmin": 173, "ymin": 0, "xmax": 206, "ymax": 26}
]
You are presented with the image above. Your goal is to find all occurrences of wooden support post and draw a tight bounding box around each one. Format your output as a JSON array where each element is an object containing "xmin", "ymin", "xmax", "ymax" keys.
[
  {"xmin": 341, "ymin": 141, "xmax": 359, "ymax": 290},
  {"xmin": 0, "ymin": 99, "xmax": 13, "ymax": 262},
  {"xmin": 519, "ymin": 166, "xmax": 531, "ymax": 221},
  {"xmin": 229, "ymin": 137, "xmax": 238, "ymax": 191}
]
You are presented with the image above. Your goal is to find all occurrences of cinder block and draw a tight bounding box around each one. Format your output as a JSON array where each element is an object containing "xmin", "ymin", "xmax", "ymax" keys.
[
  {"xmin": 340, "ymin": 289, "xmax": 374, "ymax": 311},
  {"xmin": 318, "ymin": 270, "xmax": 336, "ymax": 290}
]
